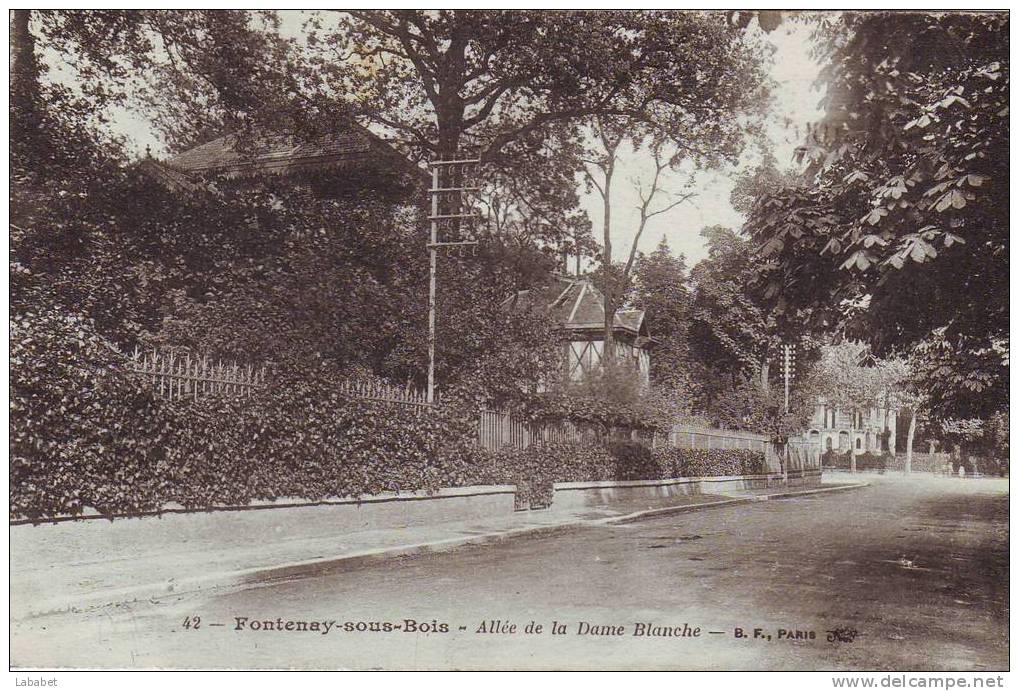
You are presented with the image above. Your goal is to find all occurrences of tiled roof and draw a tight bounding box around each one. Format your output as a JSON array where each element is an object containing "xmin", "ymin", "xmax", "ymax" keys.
[
  {"xmin": 507, "ymin": 277, "xmax": 649, "ymax": 337},
  {"xmin": 135, "ymin": 157, "xmax": 210, "ymax": 195},
  {"xmin": 156, "ymin": 122, "xmax": 428, "ymax": 185},
  {"xmin": 615, "ymin": 309, "xmax": 646, "ymax": 334},
  {"xmin": 165, "ymin": 130, "xmax": 374, "ymax": 177}
]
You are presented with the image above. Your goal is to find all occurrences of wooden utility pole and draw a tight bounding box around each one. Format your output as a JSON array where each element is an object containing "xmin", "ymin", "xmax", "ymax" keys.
[
  {"xmin": 427, "ymin": 165, "xmax": 440, "ymax": 403},
  {"xmin": 426, "ymin": 158, "xmax": 481, "ymax": 403}
]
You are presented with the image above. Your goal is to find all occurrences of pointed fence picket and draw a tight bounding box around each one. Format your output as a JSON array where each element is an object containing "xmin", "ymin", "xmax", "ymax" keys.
[
  {"xmin": 337, "ymin": 379, "xmax": 435, "ymax": 408},
  {"xmin": 128, "ymin": 348, "xmax": 266, "ymax": 401},
  {"xmin": 476, "ymin": 411, "xmax": 633, "ymax": 452}
]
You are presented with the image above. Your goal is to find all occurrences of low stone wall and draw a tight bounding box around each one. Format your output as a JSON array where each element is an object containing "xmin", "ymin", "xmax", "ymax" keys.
[
  {"xmin": 785, "ymin": 468, "xmax": 824, "ymax": 486},
  {"xmin": 550, "ymin": 469, "xmax": 822, "ymax": 511}
]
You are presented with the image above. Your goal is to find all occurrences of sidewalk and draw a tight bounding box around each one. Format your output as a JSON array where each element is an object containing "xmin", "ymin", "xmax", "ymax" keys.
[{"xmin": 11, "ymin": 481, "xmax": 865, "ymax": 620}]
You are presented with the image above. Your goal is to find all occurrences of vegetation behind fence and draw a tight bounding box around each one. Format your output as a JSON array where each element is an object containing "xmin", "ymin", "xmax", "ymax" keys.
[
  {"xmin": 477, "ymin": 410, "xmax": 646, "ymax": 451},
  {"xmin": 130, "ymin": 351, "xmax": 817, "ymax": 472},
  {"xmin": 476, "ymin": 413, "xmax": 819, "ymax": 472}
]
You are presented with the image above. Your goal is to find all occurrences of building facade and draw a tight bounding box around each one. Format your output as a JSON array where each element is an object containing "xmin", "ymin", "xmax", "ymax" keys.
[
  {"xmin": 805, "ymin": 403, "xmax": 898, "ymax": 454},
  {"xmin": 506, "ymin": 277, "xmax": 653, "ymax": 388}
]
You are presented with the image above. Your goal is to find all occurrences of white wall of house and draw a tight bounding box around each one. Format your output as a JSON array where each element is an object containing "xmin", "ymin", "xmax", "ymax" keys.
[
  {"xmin": 564, "ymin": 338, "xmax": 650, "ymax": 388},
  {"xmin": 806, "ymin": 402, "xmax": 898, "ymax": 454}
]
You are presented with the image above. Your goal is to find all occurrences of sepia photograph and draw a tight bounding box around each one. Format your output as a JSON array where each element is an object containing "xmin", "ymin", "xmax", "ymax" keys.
[{"xmin": 8, "ymin": 7, "xmax": 1010, "ymax": 675}]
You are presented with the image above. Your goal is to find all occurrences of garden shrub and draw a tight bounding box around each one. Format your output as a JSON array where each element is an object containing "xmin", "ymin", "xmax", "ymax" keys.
[
  {"xmin": 483, "ymin": 441, "xmax": 617, "ymax": 509},
  {"xmin": 604, "ymin": 440, "xmax": 666, "ymax": 480},
  {"xmin": 492, "ymin": 442, "xmax": 768, "ymax": 509},
  {"xmin": 826, "ymin": 451, "xmax": 892, "ymax": 471},
  {"xmin": 856, "ymin": 452, "xmax": 891, "ymax": 471},
  {"xmin": 11, "ymin": 305, "xmax": 172, "ymax": 519},
  {"xmin": 821, "ymin": 449, "xmax": 842, "ymax": 468}
]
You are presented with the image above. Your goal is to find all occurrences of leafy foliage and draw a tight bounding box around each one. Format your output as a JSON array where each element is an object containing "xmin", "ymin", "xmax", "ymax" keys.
[
  {"xmin": 653, "ymin": 447, "xmax": 767, "ymax": 478},
  {"xmin": 746, "ymin": 12, "xmax": 1008, "ymax": 421},
  {"xmin": 702, "ymin": 376, "xmax": 813, "ymax": 439},
  {"xmin": 688, "ymin": 225, "xmax": 777, "ymax": 389},
  {"xmin": 307, "ymin": 11, "xmax": 769, "ymax": 161},
  {"xmin": 10, "ymin": 302, "xmax": 769, "ymax": 520},
  {"xmin": 479, "ymin": 441, "xmax": 767, "ymax": 510},
  {"xmin": 479, "ymin": 441, "xmax": 617, "ymax": 509},
  {"xmin": 34, "ymin": 10, "xmax": 333, "ymax": 152},
  {"xmin": 631, "ymin": 238, "xmax": 693, "ymax": 390}
]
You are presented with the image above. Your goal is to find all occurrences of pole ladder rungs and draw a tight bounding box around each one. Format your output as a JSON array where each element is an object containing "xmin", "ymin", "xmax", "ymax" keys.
[
  {"xmin": 428, "ymin": 213, "xmax": 481, "ymax": 220},
  {"xmin": 428, "ymin": 186, "xmax": 481, "ymax": 193},
  {"xmin": 427, "ymin": 240, "xmax": 478, "ymax": 248},
  {"xmin": 428, "ymin": 158, "xmax": 482, "ymax": 166}
]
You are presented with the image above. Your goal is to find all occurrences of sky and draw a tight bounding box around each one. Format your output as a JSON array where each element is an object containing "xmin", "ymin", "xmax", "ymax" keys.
[
  {"xmin": 94, "ymin": 13, "xmax": 824, "ymax": 268},
  {"xmin": 579, "ymin": 20, "xmax": 824, "ymax": 267}
]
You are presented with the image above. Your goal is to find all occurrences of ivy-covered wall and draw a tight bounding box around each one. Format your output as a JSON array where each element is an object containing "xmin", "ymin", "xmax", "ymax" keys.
[{"xmin": 11, "ymin": 306, "xmax": 767, "ymax": 521}]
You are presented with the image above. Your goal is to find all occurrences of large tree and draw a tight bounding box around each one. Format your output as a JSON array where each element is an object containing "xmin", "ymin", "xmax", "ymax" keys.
[
  {"xmin": 688, "ymin": 226, "xmax": 778, "ymax": 398},
  {"xmin": 305, "ymin": 10, "xmax": 770, "ymax": 302},
  {"xmin": 306, "ymin": 10, "xmax": 769, "ymax": 162},
  {"xmin": 581, "ymin": 121, "xmax": 700, "ymax": 351},
  {"xmin": 631, "ymin": 238, "xmax": 692, "ymax": 390},
  {"xmin": 746, "ymin": 11, "xmax": 1008, "ymax": 421},
  {"xmin": 28, "ymin": 10, "xmax": 328, "ymax": 152}
]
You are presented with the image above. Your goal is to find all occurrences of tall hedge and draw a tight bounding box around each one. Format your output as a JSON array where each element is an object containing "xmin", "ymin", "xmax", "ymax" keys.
[
  {"xmin": 10, "ymin": 307, "xmax": 490, "ymax": 520},
  {"xmin": 11, "ymin": 307, "xmax": 769, "ymax": 521},
  {"xmin": 478, "ymin": 440, "xmax": 767, "ymax": 509}
]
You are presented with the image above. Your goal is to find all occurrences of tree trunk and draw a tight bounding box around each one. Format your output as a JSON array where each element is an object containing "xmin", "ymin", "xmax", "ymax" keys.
[
  {"xmin": 905, "ymin": 408, "xmax": 916, "ymax": 474},
  {"xmin": 601, "ymin": 162, "xmax": 615, "ymax": 359},
  {"xmin": 882, "ymin": 391, "xmax": 892, "ymax": 454},
  {"xmin": 849, "ymin": 408, "xmax": 858, "ymax": 473},
  {"xmin": 10, "ymin": 10, "xmax": 41, "ymax": 152}
]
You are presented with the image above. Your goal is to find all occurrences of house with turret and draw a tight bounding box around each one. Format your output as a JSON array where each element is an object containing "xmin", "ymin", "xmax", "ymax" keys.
[{"xmin": 506, "ymin": 276, "xmax": 653, "ymax": 389}]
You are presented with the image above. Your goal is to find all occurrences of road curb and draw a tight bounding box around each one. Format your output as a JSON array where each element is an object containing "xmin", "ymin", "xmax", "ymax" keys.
[
  {"xmin": 598, "ymin": 496, "xmax": 756, "ymax": 525},
  {"xmin": 595, "ymin": 482, "xmax": 868, "ymax": 525},
  {"xmin": 16, "ymin": 483, "xmax": 868, "ymax": 620},
  {"xmin": 760, "ymin": 482, "xmax": 870, "ymax": 501}
]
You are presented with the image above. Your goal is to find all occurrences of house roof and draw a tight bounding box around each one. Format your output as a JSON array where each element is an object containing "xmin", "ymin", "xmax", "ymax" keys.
[
  {"xmin": 506, "ymin": 277, "xmax": 651, "ymax": 340},
  {"xmin": 136, "ymin": 157, "xmax": 210, "ymax": 194},
  {"xmin": 147, "ymin": 122, "xmax": 428, "ymax": 190},
  {"xmin": 166, "ymin": 130, "xmax": 370, "ymax": 177}
]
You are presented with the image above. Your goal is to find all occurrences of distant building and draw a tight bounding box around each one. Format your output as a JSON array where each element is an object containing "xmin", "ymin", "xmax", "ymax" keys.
[
  {"xmin": 805, "ymin": 403, "xmax": 898, "ymax": 454},
  {"xmin": 506, "ymin": 276, "xmax": 653, "ymax": 388}
]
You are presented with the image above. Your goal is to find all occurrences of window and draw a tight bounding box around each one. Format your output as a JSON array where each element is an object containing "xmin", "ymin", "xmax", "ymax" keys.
[{"xmin": 856, "ymin": 438, "xmax": 862, "ymax": 450}]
